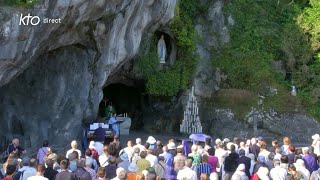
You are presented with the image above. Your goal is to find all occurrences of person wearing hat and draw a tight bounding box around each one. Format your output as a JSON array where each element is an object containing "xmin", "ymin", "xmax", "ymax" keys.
[
  {"xmin": 168, "ymin": 142, "xmax": 177, "ymax": 157},
  {"xmin": 118, "ymin": 152, "xmax": 131, "ymax": 172},
  {"xmin": 294, "ymin": 159, "xmax": 310, "ymax": 180},
  {"xmin": 256, "ymin": 167, "xmax": 270, "ymax": 180},
  {"xmin": 231, "ymin": 164, "xmax": 249, "ymax": 180},
  {"xmin": 312, "ymin": 134, "xmax": 320, "ymax": 156},
  {"xmin": 146, "ymin": 136, "xmax": 157, "ymax": 150},
  {"xmin": 127, "ymin": 162, "xmax": 139, "ymax": 180}
]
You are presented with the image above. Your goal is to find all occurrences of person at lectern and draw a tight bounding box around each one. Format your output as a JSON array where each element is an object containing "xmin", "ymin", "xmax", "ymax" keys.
[{"xmin": 108, "ymin": 113, "xmax": 119, "ymax": 136}]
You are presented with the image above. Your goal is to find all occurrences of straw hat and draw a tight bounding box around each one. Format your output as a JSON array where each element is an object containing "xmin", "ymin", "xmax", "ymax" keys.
[
  {"xmin": 120, "ymin": 153, "xmax": 129, "ymax": 161},
  {"xmin": 168, "ymin": 142, "xmax": 176, "ymax": 150}
]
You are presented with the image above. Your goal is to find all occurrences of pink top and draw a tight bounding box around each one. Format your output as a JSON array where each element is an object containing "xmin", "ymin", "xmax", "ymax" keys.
[{"xmin": 208, "ymin": 155, "xmax": 219, "ymax": 172}]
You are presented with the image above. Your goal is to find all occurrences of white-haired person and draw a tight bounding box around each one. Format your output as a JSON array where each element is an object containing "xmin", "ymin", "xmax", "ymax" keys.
[
  {"xmin": 65, "ymin": 140, "xmax": 81, "ymax": 159},
  {"xmin": 133, "ymin": 138, "xmax": 145, "ymax": 152}
]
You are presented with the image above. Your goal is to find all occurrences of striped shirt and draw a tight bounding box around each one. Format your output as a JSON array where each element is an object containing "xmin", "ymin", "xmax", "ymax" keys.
[{"xmin": 197, "ymin": 163, "xmax": 212, "ymax": 177}]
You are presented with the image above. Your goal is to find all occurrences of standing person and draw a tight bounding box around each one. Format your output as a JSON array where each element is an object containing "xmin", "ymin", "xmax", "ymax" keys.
[
  {"xmin": 237, "ymin": 149, "xmax": 251, "ymax": 178},
  {"xmin": 65, "ymin": 141, "xmax": 81, "ymax": 159},
  {"xmin": 250, "ymin": 138, "xmax": 260, "ymax": 160},
  {"xmin": 188, "ymin": 145, "xmax": 201, "ymax": 168},
  {"xmin": 231, "ymin": 164, "xmax": 249, "ymax": 180},
  {"xmin": 152, "ymin": 141, "xmax": 163, "ymax": 157},
  {"xmin": 43, "ymin": 159, "xmax": 58, "ymax": 180},
  {"xmin": 311, "ymin": 134, "xmax": 320, "ymax": 156},
  {"xmin": 118, "ymin": 153, "xmax": 131, "ymax": 172},
  {"xmin": 22, "ymin": 158, "xmax": 37, "ymax": 180},
  {"xmin": 123, "ymin": 140, "xmax": 134, "ymax": 162},
  {"xmin": 37, "ymin": 140, "xmax": 50, "ymax": 165},
  {"xmin": 136, "ymin": 151, "xmax": 151, "ymax": 173},
  {"xmin": 105, "ymin": 157, "xmax": 118, "ymax": 179},
  {"xmin": 294, "ymin": 159, "xmax": 310, "ymax": 180},
  {"xmin": 268, "ymin": 140, "xmax": 279, "ymax": 154},
  {"xmin": 27, "ymin": 165, "xmax": 48, "ymax": 180},
  {"xmin": 84, "ymin": 158, "xmax": 97, "ymax": 180},
  {"xmin": 174, "ymin": 145, "xmax": 186, "ymax": 172},
  {"xmin": 127, "ymin": 162, "xmax": 139, "ymax": 180},
  {"xmin": 55, "ymin": 160, "xmax": 78, "ymax": 180},
  {"xmin": 133, "ymin": 138, "xmax": 146, "ymax": 153},
  {"xmin": 177, "ymin": 158, "xmax": 197, "ymax": 180},
  {"xmin": 145, "ymin": 150, "xmax": 158, "ymax": 167},
  {"xmin": 207, "ymin": 147, "xmax": 219, "ymax": 174},
  {"xmin": 197, "ymin": 155, "xmax": 212, "ymax": 178},
  {"xmin": 281, "ymin": 137, "xmax": 291, "ymax": 155},
  {"xmin": 2, "ymin": 165, "xmax": 16, "ymax": 180},
  {"xmin": 94, "ymin": 124, "xmax": 106, "ymax": 143},
  {"xmin": 108, "ymin": 113, "xmax": 119, "ymax": 137},
  {"xmin": 105, "ymin": 102, "xmax": 116, "ymax": 119},
  {"xmin": 71, "ymin": 159, "xmax": 91, "ymax": 180},
  {"xmin": 160, "ymin": 146, "xmax": 174, "ymax": 168},
  {"xmin": 302, "ymin": 147, "xmax": 317, "ymax": 173},
  {"xmin": 269, "ymin": 160, "xmax": 287, "ymax": 180},
  {"xmin": 153, "ymin": 156, "xmax": 167, "ymax": 179},
  {"xmin": 224, "ymin": 145, "xmax": 239, "ymax": 178},
  {"xmin": 7, "ymin": 139, "xmax": 26, "ymax": 157},
  {"xmin": 99, "ymin": 146, "xmax": 110, "ymax": 167}
]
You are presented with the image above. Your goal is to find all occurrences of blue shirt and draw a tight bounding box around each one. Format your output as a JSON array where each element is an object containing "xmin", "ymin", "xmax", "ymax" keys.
[
  {"xmin": 303, "ymin": 154, "xmax": 317, "ymax": 173},
  {"xmin": 160, "ymin": 152, "xmax": 174, "ymax": 167},
  {"xmin": 198, "ymin": 163, "xmax": 212, "ymax": 178}
]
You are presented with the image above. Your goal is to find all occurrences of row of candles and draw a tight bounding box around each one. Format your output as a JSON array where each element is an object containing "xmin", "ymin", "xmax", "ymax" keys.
[{"xmin": 180, "ymin": 86, "xmax": 203, "ymax": 134}]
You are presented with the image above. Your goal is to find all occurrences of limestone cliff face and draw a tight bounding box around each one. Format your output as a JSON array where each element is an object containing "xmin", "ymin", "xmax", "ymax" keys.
[{"xmin": 0, "ymin": 0, "xmax": 176, "ymax": 148}]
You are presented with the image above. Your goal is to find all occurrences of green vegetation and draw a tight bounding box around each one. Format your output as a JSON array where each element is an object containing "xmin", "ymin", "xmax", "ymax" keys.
[
  {"xmin": 136, "ymin": 0, "xmax": 206, "ymax": 96},
  {"xmin": 4, "ymin": 0, "xmax": 37, "ymax": 7},
  {"xmin": 213, "ymin": 0, "xmax": 320, "ymax": 119}
]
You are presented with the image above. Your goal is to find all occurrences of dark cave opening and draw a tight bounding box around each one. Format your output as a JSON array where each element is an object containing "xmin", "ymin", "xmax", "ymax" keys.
[{"xmin": 98, "ymin": 82, "xmax": 147, "ymax": 130}]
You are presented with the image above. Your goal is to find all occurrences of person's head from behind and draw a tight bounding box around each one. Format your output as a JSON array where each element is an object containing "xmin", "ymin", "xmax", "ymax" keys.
[
  {"xmin": 205, "ymin": 138, "xmax": 211, "ymax": 146},
  {"xmin": 134, "ymin": 147, "xmax": 140, "ymax": 155},
  {"xmin": 158, "ymin": 156, "xmax": 164, "ymax": 162},
  {"xmin": 22, "ymin": 157, "xmax": 30, "ymax": 167},
  {"xmin": 273, "ymin": 160, "xmax": 280, "ymax": 167},
  {"xmin": 275, "ymin": 148, "xmax": 282, "ymax": 155},
  {"xmin": 71, "ymin": 140, "xmax": 78, "ymax": 149},
  {"xmin": 109, "ymin": 156, "xmax": 117, "ymax": 165},
  {"xmin": 202, "ymin": 155, "xmax": 209, "ymax": 163},
  {"xmin": 136, "ymin": 172, "xmax": 145, "ymax": 180},
  {"xmin": 30, "ymin": 158, "xmax": 37, "ymax": 168},
  {"xmin": 239, "ymin": 149, "xmax": 245, "ymax": 157},
  {"xmin": 45, "ymin": 159, "xmax": 54, "ymax": 168},
  {"xmin": 136, "ymin": 138, "xmax": 142, "ymax": 145},
  {"xmin": 103, "ymin": 146, "xmax": 108, "ymax": 155},
  {"xmin": 97, "ymin": 167, "xmax": 106, "ymax": 178},
  {"xmin": 37, "ymin": 164, "xmax": 46, "ymax": 174},
  {"xmin": 201, "ymin": 173, "xmax": 209, "ymax": 180},
  {"xmin": 185, "ymin": 158, "xmax": 193, "ymax": 168},
  {"xmin": 85, "ymin": 158, "xmax": 93, "ymax": 168},
  {"xmin": 191, "ymin": 144, "xmax": 198, "ymax": 152},
  {"xmin": 289, "ymin": 145, "xmax": 295, "ymax": 153},
  {"xmin": 162, "ymin": 145, "xmax": 168, "ymax": 153},
  {"xmin": 116, "ymin": 167, "xmax": 127, "ymax": 180},
  {"xmin": 6, "ymin": 164, "xmax": 16, "ymax": 176},
  {"xmin": 210, "ymin": 172, "xmax": 219, "ymax": 180},
  {"xmin": 60, "ymin": 160, "xmax": 69, "ymax": 170},
  {"xmin": 42, "ymin": 140, "xmax": 49, "ymax": 147},
  {"xmin": 230, "ymin": 144, "xmax": 236, "ymax": 152},
  {"xmin": 85, "ymin": 149, "xmax": 92, "ymax": 157},
  {"xmin": 147, "ymin": 173, "xmax": 156, "ymax": 180},
  {"xmin": 208, "ymin": 147, "xmax": 215, "ymax": 156},
  {"xmin": 12, "ymin": 138, "xmax": 19, "ymax": 146},
  {"xmin": 140, "ymin": 151, "xmax": 147, "ymax": 159},
  {"xmin": 280, "ymin": 155, "xmax": 288, "ymax": 164}
]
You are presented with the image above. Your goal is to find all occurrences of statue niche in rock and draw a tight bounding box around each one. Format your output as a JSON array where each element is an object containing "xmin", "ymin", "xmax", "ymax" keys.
[{"xmin": 157, "ymin": 35, "xmax": 167, "ymax": 64}]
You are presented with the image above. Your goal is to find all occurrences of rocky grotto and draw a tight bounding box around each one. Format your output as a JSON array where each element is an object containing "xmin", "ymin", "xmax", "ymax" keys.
[{"xmin": 1, "ymin": 0, "xmax": 320, "ymax": 151}]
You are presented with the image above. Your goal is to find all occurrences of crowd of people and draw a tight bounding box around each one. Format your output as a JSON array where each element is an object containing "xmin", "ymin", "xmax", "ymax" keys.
[{"xmin": 1, "ymin": 133, "xmax": 320, "ymax": 180}]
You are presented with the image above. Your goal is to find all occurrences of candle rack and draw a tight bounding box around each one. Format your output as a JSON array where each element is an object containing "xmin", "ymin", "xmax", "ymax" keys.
[{"xmin": 180, "ymin": 86, "xmax": 202, "ymax": 134}]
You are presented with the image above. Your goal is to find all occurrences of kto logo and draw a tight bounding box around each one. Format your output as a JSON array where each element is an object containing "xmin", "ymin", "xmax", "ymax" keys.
[{"xmin": 19, "ymin": 14, "xmax": 40, "ymax": 26}]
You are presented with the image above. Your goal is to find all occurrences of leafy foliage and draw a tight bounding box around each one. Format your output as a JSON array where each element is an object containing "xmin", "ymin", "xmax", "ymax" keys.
[
  {"xmin": 4, "ymin": 0, "xmax": 37, "ymax": 7},
  {"xmin": 213, "ymin": 0, "xmax": 320, "ymax": 118},
  {"xmin": 137, "ymin": 0, "xmax": 203, "ymax": 96}
]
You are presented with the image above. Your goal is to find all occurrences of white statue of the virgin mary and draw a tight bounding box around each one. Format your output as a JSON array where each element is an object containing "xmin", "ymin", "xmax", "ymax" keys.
[{"xmin": 157, "ymin": 35, "xmax": 166, "ymax": 64}]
